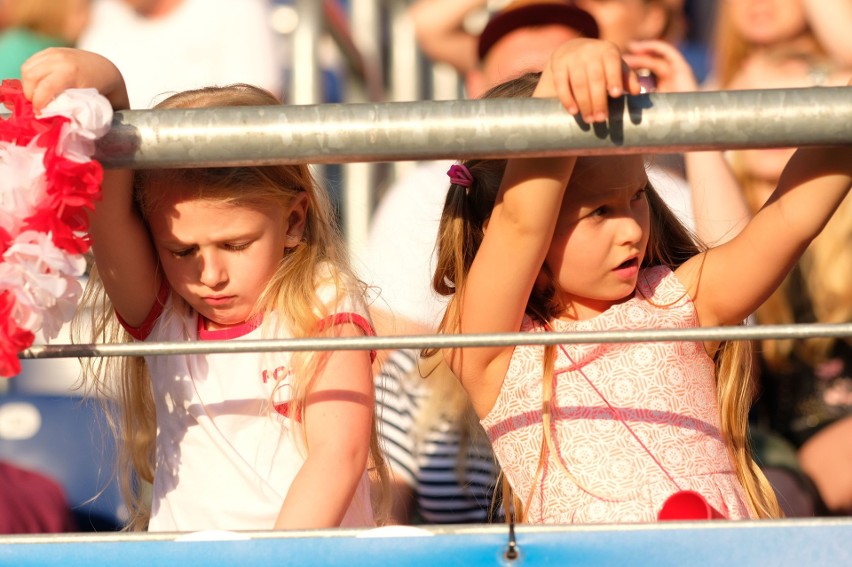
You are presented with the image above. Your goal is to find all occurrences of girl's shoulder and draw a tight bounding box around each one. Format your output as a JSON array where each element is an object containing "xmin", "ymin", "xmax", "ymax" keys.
[
  {"xmin": 310, "ymin": 263, "xmax": 376, "ymax": 344},
  {"xmin": 637, "ymin": 265, "xmax": 690, "ymax": 305},
  {"xmin": 119, "ymin": 280, "xmax": 192, "ymax": 341},
  {"xmin": 313, "ymin": 263, "xmax": 372, "ymax": 316}
]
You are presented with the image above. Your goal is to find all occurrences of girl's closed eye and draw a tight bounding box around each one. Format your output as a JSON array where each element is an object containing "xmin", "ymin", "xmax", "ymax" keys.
[
  {"xmin": 225, "ymin": 241, "xmax": 252, "ymax": 252},
  {"xmin": 590, "ymin": 206, "xmax": 608, "ymax": 218},
  {"xmin": 170, "ymin": 246, "xmax": 197, "ymax": 258}
]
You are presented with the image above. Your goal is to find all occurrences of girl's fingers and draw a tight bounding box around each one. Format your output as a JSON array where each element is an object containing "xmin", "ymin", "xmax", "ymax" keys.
[
  {"xmin": 623, "ymin": 41, "xmax": 698, "ymax": 93},
  {"xmin": 622, "ymin": 54, "xmax": 666, "ymax": 77},
  {"xmin": 623, "ymin": 65, "xmax": 643, "ymax": 96},
  {"xmin": 20, "ymin": 49, "xmax": 80, "ymax": 110},
  {"xmin": 29, "ymin": 75, "xmax": 73, "ymax": 110},
  {"xmin": 587, "ymin": 59, "xmax": 610, "ymax": 122},
  {"xmin": 571, "ymin": 64, "xmax": 595, "ymax": 122},
  {"xmin": 552, "ymin": 62, "xmax": 578, "ymax": 116},
  {"xmin": 545, "ymin": 39, "xmax": 642, "ymax": 123}
]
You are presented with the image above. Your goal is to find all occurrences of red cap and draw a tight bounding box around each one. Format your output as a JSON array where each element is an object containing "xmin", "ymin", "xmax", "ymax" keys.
[{"xmin": 477, "ymin": 0, "xmax": 599, "ymax": 61}]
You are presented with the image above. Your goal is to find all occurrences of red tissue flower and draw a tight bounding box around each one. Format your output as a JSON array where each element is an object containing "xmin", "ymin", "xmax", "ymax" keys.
[{"xmin": 0, "ymin": 79, "xmax": 111, "ymax": 377}]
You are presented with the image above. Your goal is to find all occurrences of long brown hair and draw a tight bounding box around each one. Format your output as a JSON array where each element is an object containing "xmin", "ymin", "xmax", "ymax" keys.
[
  {"xmin": 431, "ymin": 72, "xmax": 781, "ymax": 520},
  {"xmin": 75, "ymin": 84, "xmax": 389, "ymax": 529}
]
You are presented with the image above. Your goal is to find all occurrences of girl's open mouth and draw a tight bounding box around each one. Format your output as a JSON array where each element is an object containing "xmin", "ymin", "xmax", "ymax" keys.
[{"xmin": 613, "ymin": 257, "xmax": 640, "ymax": 280}]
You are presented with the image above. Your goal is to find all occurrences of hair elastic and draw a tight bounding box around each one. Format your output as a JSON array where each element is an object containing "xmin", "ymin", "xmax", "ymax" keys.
[{"xmin": 447, "ymin": 164, "xmax": 474, "ymax": 188}]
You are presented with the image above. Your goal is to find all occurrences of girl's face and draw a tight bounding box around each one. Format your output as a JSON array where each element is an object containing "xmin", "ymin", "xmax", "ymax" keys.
[
  {"xmin": 726, "ymin": 0, "xmax": 808, "ymax": 46},
  {"xmin": 147, "ymin": 195, "xmax": 301, "ymax": 330},
  {"xmin": 545, "ymin": 155, "xmax": 651, "ymax": 321},
  {"xmin": 574, "ymin": 0, "xmax": 666, "ymax": 49}
]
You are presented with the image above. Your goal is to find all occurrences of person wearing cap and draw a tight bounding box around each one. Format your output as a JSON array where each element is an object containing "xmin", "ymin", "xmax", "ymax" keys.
[
  {"xmin": 469, "ymin": 0, "xmax": 600, "ymax": 96},
  {"xmin": 410, "ymin": 0, "xmax": 680, "ymax": 81}
]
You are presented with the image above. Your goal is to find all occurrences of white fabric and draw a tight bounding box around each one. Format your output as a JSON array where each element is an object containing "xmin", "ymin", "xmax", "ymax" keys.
[
  {"xmin": 78, "ymin": 0, "xmax": 282, "ymax": 109},
  {"xmin": 358, "ymin": 160, "xmax": 694, "ymax": 331},
  {"xmin": 375, "ymin": 349, "xmax": 499, "ymax": 523},
  {"xmin": 39, "ymin": 88, "xmax": 113, "ymax": 161},
  {"xmin": 142, "ymin": 291, "xmax": 374, "ymax": 532},
  {"xmin": 358, "ymin": 160, "xmax": 454, "ymax": 331}
]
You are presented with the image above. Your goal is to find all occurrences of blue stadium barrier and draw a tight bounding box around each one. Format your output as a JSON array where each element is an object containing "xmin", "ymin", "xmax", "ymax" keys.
[{"xmin": 0, "ymin": 520, "xmax": 851, "ymax": 566}]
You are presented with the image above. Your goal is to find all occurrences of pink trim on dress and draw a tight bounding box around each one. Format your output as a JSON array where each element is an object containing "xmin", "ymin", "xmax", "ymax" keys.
[
  {"xmin": 316, "ymin": 312, "xmax": 377, "ymax": 363},
  {"xmin": 197, "ymin": 314, "xmax": 263, "ymax": 341}
]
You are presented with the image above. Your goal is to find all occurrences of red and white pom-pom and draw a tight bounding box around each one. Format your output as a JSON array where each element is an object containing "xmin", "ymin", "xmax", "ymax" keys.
[{"xmin": 0, "ymin": 79, "xmax": 112, "ymax": 377}]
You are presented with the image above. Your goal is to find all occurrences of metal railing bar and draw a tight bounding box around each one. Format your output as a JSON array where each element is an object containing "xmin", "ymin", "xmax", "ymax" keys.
[
  {"xmin": 94, "ymin": 87, "xmax": 852, "ymax": 168},
  {"xmin": 19, "ymin": 323, "xmax": 852, "ymax": 360}
]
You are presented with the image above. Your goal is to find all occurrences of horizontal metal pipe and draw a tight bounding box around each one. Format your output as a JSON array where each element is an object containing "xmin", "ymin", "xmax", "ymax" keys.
[
  {"xmin": 95, "ymin": 87, "xmax": 852, "ymax": 168},
  {"xmin": 19, "ymin": 323, "xmax": 852, "ymax": 359}
]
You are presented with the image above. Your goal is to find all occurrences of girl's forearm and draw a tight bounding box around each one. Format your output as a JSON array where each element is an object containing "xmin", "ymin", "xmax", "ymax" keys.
[
  {"xmin": 273, "ymin": 450, "xmax": 368, "ymax": 529},
  {"xmin": 764, "ymin": 146, "xmax": 852, "ymax": 241},
  {"xmin": 497, "ymin": 156, "xmax": 576, "ymax": 234},
  {"xmin": 409, "ymin": 0, "xmax": 485, "ymax": 74}
]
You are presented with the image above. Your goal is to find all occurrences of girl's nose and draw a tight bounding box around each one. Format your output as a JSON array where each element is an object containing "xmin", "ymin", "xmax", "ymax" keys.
[
  {"xmin": 618, "ymin": 214, "xmax": 645, "ymax": 246},
  {"xmin": 199, "ymin": 253, "xmax": 228, "ymax": 287}
]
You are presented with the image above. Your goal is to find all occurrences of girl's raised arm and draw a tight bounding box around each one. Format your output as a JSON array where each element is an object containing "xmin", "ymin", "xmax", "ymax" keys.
[
  {"xmin": 677, "ymin": 97, "xmax": 852, "ymax": 339},
  {"xmin": 21, "ymin": 49, "xmax": 162, "ymax": 327},
  {"xmin": 408, "ymin": 0, "xmax": 484, "ymax": 76},
  {"xmin": 450, "ymin": 39, "xmax": 640, "ymax": 417}
]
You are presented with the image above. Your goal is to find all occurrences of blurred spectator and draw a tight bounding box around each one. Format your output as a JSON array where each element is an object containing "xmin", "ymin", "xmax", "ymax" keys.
[
  {"xmin": 711, "ymin": 0, "xmax": 852, "ymax": 89},
  {"xmin": 0, "ymin": 0, "xmax": 10, "ymax": 30},
  {"xmin": 0, "ymin": 0, "xmax": 90, "ymax": 80},
  {"xmin": 410, "ymin": 0, "xmax": 682, "ymax": 80},
  {"xmin": 0, "ymin": 461, "xmax": 77, "ymax": 534},
  {"xmin": 704, "ymin": 0, "xmax": 852, "ymax": 517},
  {"xmin": 77, "ymin": 0, "xmax": 282, "ymax": 108}
]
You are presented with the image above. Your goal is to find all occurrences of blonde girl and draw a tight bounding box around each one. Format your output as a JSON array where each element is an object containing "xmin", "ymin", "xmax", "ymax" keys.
[
  {"xmin": 21, "ymin": 48, "xmax": 388, "ymax": 531},
  {"xmin": 432, "ymin": 37, "xmax": 851, "ymax": 523}
]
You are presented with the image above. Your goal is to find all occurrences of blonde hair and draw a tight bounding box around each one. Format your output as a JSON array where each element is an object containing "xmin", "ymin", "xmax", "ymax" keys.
[
  {"xmin": 431, "ymin": 72, "xmax": 781, "ymax": 521},
  {"xmin": 731, "ymin": 157, "xmax": 852, "ymax": 373},
  {"xmin": 74, "ymin": 84, "xmax": 388, "ymax": 530}
]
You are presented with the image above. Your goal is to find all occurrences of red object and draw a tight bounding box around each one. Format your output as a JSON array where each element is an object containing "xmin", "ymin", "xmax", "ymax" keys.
[
  {"xmin": 477, "ymin": 1, "xmax": 600, "ymax": 61},
  {"xmin": 657, "ymin": 490, "xmax": 727, "ymax": 521},
  {"xmin": 0, "ymin": 79, "xmax": 105, "ymax": 378},
  {"xmin": 0, "ymin": 462, "xmax": 77, "ymax": 534}
]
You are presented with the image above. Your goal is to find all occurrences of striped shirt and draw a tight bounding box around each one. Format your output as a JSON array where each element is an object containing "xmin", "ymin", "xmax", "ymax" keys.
[{"xmin": 375, "ymin": 349, "xmax": 501, "ymax": 524}]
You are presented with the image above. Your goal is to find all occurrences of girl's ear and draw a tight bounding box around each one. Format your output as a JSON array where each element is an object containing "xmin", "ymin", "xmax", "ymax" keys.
[{"xmin": 284, "ymin": 192, "xmax": 310, "ymax": 247}]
